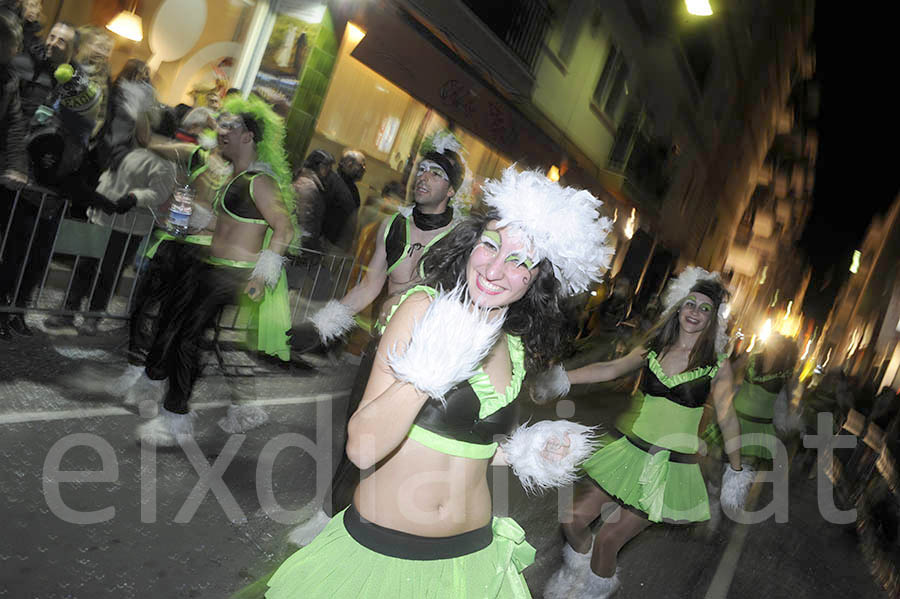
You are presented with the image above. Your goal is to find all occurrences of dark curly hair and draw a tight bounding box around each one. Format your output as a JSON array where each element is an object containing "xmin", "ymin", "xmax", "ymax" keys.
[{"xmin": 419, "ymin": 211, "xmax": 578, "ymax": 371}]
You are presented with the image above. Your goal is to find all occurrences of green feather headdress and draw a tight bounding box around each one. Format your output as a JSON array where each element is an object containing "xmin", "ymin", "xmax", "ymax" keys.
[{"xmin": 221, "ymin": 93, "xmax": 300, "ymax": 246}]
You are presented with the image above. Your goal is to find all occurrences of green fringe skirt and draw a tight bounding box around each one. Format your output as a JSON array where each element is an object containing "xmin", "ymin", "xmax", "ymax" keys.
[
  {"xmin": 266, "ymin": 506, "xmax": 536, "ymax": 598},
  {"xmin": 581, "ymin": 433, "xmax": 710, "ymax": 524}
]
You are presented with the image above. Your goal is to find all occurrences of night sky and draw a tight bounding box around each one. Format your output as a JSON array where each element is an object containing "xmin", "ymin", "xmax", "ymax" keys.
[{"xmin": 796, "ymin": 7, "xmax": 898, "ymax": 326}]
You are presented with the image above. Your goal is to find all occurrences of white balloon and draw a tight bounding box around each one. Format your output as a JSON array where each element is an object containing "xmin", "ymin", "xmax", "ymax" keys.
[{"xmin": 148, "ymin": 0, "xmax": 208, "ymax": 62}]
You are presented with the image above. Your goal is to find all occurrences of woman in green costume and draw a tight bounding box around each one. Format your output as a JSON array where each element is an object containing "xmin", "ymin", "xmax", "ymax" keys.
[
  {"xmin": 537, "ymin": 267, "xmax": 755, "ymax": 599},
  {"xmin": 265, "ymin": 167, "xmax": 614, "ymax": 598},
  {"xmin": 729, "ymin": 333, "xmax": 800, "ymax": 461}
]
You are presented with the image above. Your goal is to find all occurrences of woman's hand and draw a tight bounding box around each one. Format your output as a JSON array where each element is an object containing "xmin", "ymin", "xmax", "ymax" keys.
[
  {"xmin": 244, "ymin": 277, "xmax": 264, "ymax": 302},
  {"xmin": 540, "ymin": 432, "xmax": 572, "ymax": 462}
]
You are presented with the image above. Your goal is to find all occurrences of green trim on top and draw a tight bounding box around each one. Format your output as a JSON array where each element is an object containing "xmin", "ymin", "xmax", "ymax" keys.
[
  {"xmin": 215, "ymin": 171, "xmax": 269, "ymax": 225},
  {"xmin": 407, "ymin": 425, "xmax": 497, "ymax": 459},
  {"xmin": 647, "ymin": 350, "xmax": 726, "ymax": 387},
  {"xmin": 417, "ymin": 226, "xmax": 453, "ymax": 280},
  {"xmin": 187, "ymin": 146, "xmax": 209, "ymax": 183},
  {"xmin": 472, "ymin": 334, "xmax": 525, "ymax": 419},
  {"xmin": 384, "ymin": 213, "xmax": 410, "ymax": 276},
  {"xmin": 746, "ymin": 354, "xmax": 791, "ymax": 383},
  {"xmin": 379, "ymin": 284, "xmax": 439, "ymax": 332}
]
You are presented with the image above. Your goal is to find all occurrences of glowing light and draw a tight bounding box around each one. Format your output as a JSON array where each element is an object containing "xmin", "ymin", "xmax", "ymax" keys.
[
  {"xmin": 106, "ymin": 10, "xmax": 143, "ymax": 42},
  {"xmin": 760, "ymin": 318, "xmax": 773, "ymax": 342},
  {"xmin": 759, "ymin": 265, "xmax": 768, "ymax": 285},
  {"xmin": 850, "ymin": 250, "xmax": 861, "ymax": 274},
  {"xmin": 590, "ymin": 290, "xmax": 597, "ymax": 297},
  {"xmin": 785, "ymin": 300, "xmax": 793, "ymax": 318},
  {"xmin": 746, "ymin": 334, "xmax": 757, "ymax": 353},
  {"xmin": 613, "ymin": 208, "xmax": 618, "ymax": 223},
  {"xmin": 801, "ymin": 338, "xmax": 812, "ymax": 360},
  {"xmin": 846, "ymin": 328, "xmax": 861, "ymax": 358},
  {"xmin": 624, "ymin": 208, "xmax": 636, "ymax": 239},
  {"xmin": 822, "ymin": 347, "xmax": 833, "ymax": 368},
  {"xmin": 547, "ymin": 165, "xmax": 560, "ymax": 182},
  {"xmin": 346, "ymin": 22, "xmax": 366, "ymax": 45},
  {"xmin": 685, "ymin": 0, "xmax": 713, "ymax": 16}
]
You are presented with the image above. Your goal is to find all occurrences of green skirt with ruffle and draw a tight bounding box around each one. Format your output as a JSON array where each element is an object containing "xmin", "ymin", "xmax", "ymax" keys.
[
  {"xmin": 265, "ymin": 508, "xmax": 536, "ymax": 598},
  {"xmin": 581, "ymin": 434, "xmax": 710, "ymax": 524}
]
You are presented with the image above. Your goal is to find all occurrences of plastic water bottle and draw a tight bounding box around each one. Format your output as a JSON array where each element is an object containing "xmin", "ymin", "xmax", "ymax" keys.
[{"xmin": 167, "ymin": 184, "xmax": 195, "ymax": 237}]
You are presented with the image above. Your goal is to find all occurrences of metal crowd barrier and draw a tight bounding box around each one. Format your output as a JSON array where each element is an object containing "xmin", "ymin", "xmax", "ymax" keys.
[{"xmin": 0, "ymin": 181, "xmax": 361, "ymax": 328}]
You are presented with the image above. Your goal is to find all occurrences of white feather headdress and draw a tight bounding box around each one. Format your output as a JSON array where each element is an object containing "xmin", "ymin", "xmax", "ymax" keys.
[
  {"xmin": 662, "ymin": 266, "xmax": 730, "ymax": 352},
  {"xmin": 480, "ymin": 166, "xmax": 614, "ymax": 295}
]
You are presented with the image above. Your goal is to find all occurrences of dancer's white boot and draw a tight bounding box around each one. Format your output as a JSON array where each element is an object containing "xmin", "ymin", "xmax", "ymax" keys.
[
  {"xmin": 544, "ymin": 542, "xmax": 593, "ymax": 599},
  {"xmin": 136, "ymin": 408, "xmax": 196, "ymax": 447}
]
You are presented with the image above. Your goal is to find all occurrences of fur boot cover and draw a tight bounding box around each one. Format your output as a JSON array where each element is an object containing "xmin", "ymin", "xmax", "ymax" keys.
[
  {"xmin": 287, "ymin": 508, "xmax": 332, "ymax": 547},
  {"xmin": 123, "ymin": 372, "xmax": 165, "ymax": 407},
  {"xmin": 217, "ymin": 403, "xmax": 269, "ymax": 434},
  {"xmin": 582, "ymin": 567, "xmax": 621, "ymax": 599},
  {"xmin": 308, "ymin": 299, "xmax": 356, "ymax": 344},
  {"xmin": 136, "ymin": 409, "xmax": 196, "ymax": 447},
  {"xmin": 544, "ymin": 543, "xmax": 593, "ymax": 599},
  {"xmin": 387, "ymin": 285, "xmax": 503, "ymax": 403},
  {"xmin": 529, "ymin": 363, "xmax": 571, "ymax": 404},
  {"xmin": 773, "ymin": 387, "xmax": 804, "ymax": 435},
  {"xmin": 251, "ymin": 249, "xmax": 286, "ymax": 289},
  {"xmin": 501, "ymin": 420, "xmax": 599, "ymax": 493},
  {"xmin": 721, "ymin": 464, "xmax": 755, "ymax": 512}
]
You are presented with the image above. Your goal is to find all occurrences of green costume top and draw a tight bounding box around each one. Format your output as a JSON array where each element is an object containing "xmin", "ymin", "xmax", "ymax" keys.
[
  {"xmin": 733, "ymin": 353, "xmax": 791, "ymax": 421},
  {"xmin": 382, "ymin": 211, "xmax": 454, "ymax": 277},
  {"xmin": 384, "ymin": 285, "xmax": 525, "ymax": 459}
]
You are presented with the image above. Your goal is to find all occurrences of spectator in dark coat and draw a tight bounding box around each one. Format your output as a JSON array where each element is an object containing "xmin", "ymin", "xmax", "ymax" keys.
[
  {"xmin": 320, "ymin": 149, "xmax": 365, "ymax": 254},
  {"xmin": 292, "ymin": 148, "xmax": 335, "ymax": 252},
  {"xmin": 0, "ymin": 7, "xmax": 27, "ymax": 187}
]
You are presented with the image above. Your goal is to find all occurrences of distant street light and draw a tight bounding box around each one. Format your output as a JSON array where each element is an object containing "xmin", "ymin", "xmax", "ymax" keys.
[
  {"xmin": 685, "ymin": 0, "xmax": 713, "ymax": 16},
  {"xmin": 849, "ymin": 250, "xmax": 861, "ymax": 274}
]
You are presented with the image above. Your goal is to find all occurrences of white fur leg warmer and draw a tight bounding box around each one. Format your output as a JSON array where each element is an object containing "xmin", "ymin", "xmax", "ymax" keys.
[
  {"xmin": 544, "ymin": 543, "xmax": 593, "ymax": 599},
  {"xmin": 387, "ymin": 285, "xmax": 503, "ymax": 402},
  {"xmin": 501, "ymin": 420, "xmax": 599, "ymax": 494},
  {"xmin": 529, "ymin": 363, "xmax": 571, "ymax": 404},
  {"xmin": 287, "ymin": 508, "xmax": 331, "ymax": 547},
  {"xmin": 251, "ymin": 249, "xmax": 285, "ymax": 289},
  {"xmin": 309, "ymin": 299, "xmax": 356, "ymax": 343},
  {"xmin": 583, "ymin": 567, "xmax": 621, "ymax": 599},
  {"xmin": 721, "ymin": 464, "xmax": 755, "ymax": 511},
  {"xmin": 218, "ymin": 404, "xmax": 269, "ymax": 434},
  {"xmin": 773, "ymin": 387, "xmax": 804, "ymax": 435}
]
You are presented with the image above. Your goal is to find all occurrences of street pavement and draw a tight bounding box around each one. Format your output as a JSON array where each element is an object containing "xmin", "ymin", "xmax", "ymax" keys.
[{"xmin": 0, "ymin": 321, "xmax": 891, "ymax": 598}]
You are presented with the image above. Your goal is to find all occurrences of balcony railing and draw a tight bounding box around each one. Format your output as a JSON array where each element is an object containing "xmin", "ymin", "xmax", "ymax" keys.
[{"xmin": 460, "ymin": 0, "xmax": 552, "ymax": 72}]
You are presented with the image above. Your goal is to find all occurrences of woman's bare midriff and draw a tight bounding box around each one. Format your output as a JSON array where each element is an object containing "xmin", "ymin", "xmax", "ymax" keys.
[{"xmin": 354, "ymin": 437, "xmax": 493, "ymax": 538}]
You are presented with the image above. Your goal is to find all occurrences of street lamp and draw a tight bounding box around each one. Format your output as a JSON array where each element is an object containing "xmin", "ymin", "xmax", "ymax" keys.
[{"xmin": 685, "ymin": 0, "xmax": 713, "ymax": 16}]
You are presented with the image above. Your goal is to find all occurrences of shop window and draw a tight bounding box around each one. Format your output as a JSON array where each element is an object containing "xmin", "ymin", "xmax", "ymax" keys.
[
  {"xmin": 312, "ymin": 28, "xmax": 512, "ymax": 210},
  {"xmin": 58, "ymin": 0, "xmax": 257, "ymax": 108}
]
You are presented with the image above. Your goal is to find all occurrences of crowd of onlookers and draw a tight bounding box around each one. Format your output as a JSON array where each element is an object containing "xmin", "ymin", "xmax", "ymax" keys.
[{"xmin": 0, "ymin": 2, "xmax": 405, "ymax": 340}]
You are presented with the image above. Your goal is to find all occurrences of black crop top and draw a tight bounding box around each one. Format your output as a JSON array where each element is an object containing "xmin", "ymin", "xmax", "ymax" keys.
[
  {"xmin": 413, "ymin": 383, "xmax": 520, "ymax": 447},
  {"xmin": 639, "ymin": 351, "xmax": 723, "ymax": 409}
]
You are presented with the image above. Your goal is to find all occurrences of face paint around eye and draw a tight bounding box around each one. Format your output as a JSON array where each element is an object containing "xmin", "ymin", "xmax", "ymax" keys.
[
  {"xmin": 699, "ymin": 303, "xmax": 713, "ymax": 313},
  {"xmin": 481, "ymin": 230, "xmax": 501, "ymax": 248},
  {"xmin": 417, "ymin": 160, "xmax": 449, "ymax": 181},
  {"xmin": 504, "ymin": 254, "xmax": 535, "ymax": 269}
]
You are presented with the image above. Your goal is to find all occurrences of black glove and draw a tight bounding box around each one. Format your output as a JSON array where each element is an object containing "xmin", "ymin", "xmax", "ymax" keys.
[
  {"xmin": 94, "ymin": 192, "xmax": 120, "ymax": 214},
  {"xmin": 287, "ymin": 321, "xmax": 325, "ymax": 354},
  {"xmin": 114, "ymin": 193, "xmax": 138, "ymax": 214}
]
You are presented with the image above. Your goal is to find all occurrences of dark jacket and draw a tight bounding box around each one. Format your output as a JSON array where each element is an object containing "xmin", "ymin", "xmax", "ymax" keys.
[
  {"xmin": 0, "ymin": 65, "xmax": 27, "ymax": 174},
  {"xmin": 320, "ymin": 170, "xmax": 359, "ymax": 254}
]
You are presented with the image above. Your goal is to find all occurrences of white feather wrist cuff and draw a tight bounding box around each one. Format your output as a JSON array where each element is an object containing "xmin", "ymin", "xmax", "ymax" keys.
[
  {"xmin": 721, "ymin": 465, "xmax": 755, "ymax": 511},
  {"xmin": 387, "ymin": 285, "xmax": 503, "ymax": 403},
  {"xmin": 251, "ymin": 250, "xmax": 285, "ymax": 289},
  {"xmin": 501, "ymin": 420, "xmax": 599, "ymax": 494},
  {"xmin": 772, "ymin": 388, "xmax": 804, "ymax": 435},
  {"xmin": 309, "ymin": 299, "xmax": 356, "ymax": 343},
  {"xmin": 530, "ymin": 364, "xmax": 571, "ymax": 404}
]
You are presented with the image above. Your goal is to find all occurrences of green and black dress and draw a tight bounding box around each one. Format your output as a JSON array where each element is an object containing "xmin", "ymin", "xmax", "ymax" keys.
[
  {"xmin": 266, "ymin": 285, "xmax": 536, "ymax": 599},
  {"xmin": 582, "ymin": 350, "xmax": 726, "ymax": 524},
  {"xmin": 732, "ymin": 354, "xmax": 791, "ymax": 459}
]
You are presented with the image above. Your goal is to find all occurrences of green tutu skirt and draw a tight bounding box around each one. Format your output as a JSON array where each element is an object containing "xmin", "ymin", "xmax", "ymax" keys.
[
  {"xmin": 736, "ymin": 416, "xmax": 778, "ymax": 459},
  {"xmin": 582, "ymin": 433, "xmax": 710, "ymax": 524},
  {"xmin": 703, "ymin": 419, "xmax": 779, "ymax": 459},
  {"xmin": 266, "ymin": 506, "xmax": 536, "ymax": 598}
]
